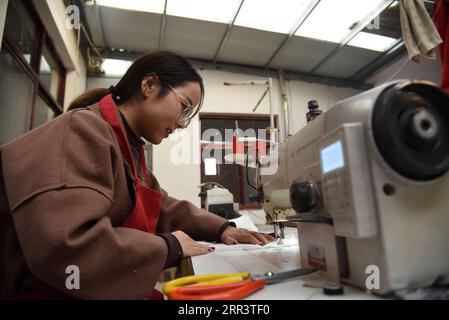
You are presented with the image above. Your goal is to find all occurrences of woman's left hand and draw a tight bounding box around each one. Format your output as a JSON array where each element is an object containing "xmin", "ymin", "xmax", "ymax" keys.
[{"xmin": 220, "ymin": 226, "xmax": 276, "ymax": 245}]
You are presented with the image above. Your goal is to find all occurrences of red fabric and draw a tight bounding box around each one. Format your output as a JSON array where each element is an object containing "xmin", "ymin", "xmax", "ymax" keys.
[
  {"xmin": 434, "ymin": 0, "xmax": 449, "ymax": 93},
  {"xmin": 13, "ymin": 95, "xmax": 164, "ymax": 300}
]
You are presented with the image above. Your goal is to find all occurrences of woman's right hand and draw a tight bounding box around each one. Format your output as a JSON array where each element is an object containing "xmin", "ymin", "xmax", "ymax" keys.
[{"xmin": 171, "ymin": 230, "xmax": 215, "ymax": 258}]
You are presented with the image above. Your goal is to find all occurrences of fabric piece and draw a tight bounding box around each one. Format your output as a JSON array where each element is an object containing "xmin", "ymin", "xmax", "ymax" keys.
[{"xmin": 399, "ymin": 0, "xmax": 443, "ymax": 63}]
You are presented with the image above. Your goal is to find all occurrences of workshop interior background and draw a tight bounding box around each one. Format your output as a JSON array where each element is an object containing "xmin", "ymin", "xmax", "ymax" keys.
[{"xmin": 0, "ymin": 0, "xmax": 441, "ymax": 209}]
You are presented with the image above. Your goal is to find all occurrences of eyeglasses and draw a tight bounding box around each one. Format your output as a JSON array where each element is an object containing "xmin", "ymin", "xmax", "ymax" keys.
[{"xmin": 163, "ymin": 81, "xmax": 197, "ymax": 127}]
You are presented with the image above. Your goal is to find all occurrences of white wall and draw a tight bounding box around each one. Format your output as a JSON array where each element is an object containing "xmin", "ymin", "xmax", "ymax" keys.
[
  {"xmin": 192, "ymin": 69, "xmax": 360, "ymax": 137},
  {"xmin": 86, "ymin": 76, "xmax": 120, "ymax": 90},
  {"xmin": 64, "ymin": 58, "xmax": 87, "ymax": 110},
  {"xmin": 286, "ymin": 79, "xmax": 361, "ymax": 133},
  {"xmin": 367, "ymin": 54, "xmax": 442, "ymax": 86}
]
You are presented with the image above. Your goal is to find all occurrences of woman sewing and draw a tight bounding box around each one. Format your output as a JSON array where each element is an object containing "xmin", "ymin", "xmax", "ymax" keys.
[{"xmin": 0, "ymin": 51, "xmax": 274, "ymax": 299}]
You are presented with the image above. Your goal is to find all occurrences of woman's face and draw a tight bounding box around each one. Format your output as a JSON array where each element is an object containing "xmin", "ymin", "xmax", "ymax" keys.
[{"xmin": 137, "ymin": 78, "xmax": 201, "ymax": 145}]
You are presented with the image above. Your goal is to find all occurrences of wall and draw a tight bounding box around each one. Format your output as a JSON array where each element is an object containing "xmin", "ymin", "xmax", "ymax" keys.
[
  {"xmin": 65, "ymin": 57, "xmax": 87, "ymax": 110},
  {"xmin": 367, "ymin": 54, "xmax": 442, "ymax": 86},
  {"xmin": 87, "ymin": 76, "xmax": 120, "ymax": 90}
]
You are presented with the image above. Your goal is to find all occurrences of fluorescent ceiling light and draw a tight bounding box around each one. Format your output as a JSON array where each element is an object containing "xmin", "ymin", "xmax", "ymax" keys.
[
  {"xmin": 296, "ymin": 0, "xmax": 385, "ymax": 43},
  {"xmin": 167, "ymin": 0, "xmax": 240, "ymax": 24},
  {"xmin": 204, "ymin": 158, "xmax": 217, "ymax": 176},
  {"xmin": 102, "ymin": 59, "xmax": 132, "ymax": 76},
  {"xmin": 96, "ymin": 0, "xmax": 165, "ymax": 14},
  {"xmin": 235, "ymin": 0, "xmax": 314, "ymax": 34},
  {"xmin": 348, "ymin": 32, "xmax": 397, "ymax": 51}
]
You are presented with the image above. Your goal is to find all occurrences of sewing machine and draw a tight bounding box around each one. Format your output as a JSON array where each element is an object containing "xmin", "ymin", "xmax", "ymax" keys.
[
  {"xmin": 256, "ymin": 80, "xmax": 449, "ymax": 295},
  {"xmin": 198, "ymin": 182, "xmax": 241, "ymax": 220}
]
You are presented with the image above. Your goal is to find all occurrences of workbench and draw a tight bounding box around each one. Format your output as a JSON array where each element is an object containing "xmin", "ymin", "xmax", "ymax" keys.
[{"xmin": 191, "ymin": 210, "xmax": 380, "ymax": 300}]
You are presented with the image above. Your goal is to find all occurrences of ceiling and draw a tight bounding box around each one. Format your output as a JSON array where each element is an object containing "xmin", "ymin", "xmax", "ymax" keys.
[{"xmin": 74, "ymin": 0, "xmax": 437, "ymax": 90}]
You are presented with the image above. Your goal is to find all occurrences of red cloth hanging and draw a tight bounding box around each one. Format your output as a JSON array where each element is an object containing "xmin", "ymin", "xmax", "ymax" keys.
[{"xmin": 434, "ymin": 0, "xmax": 449, "ymax": 93}]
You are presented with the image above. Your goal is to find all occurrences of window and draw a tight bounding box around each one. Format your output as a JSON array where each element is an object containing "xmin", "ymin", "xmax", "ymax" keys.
[
  {"xmin": 0, "ymin": 0, "xmax": 66, "ymax": 143},
  {"xmin": 39, "ymin": 43, "xmax": 65, "ymax": 103},
  {"xmin": 32, "ymin": 94, "xmax": 57, "ymax": 128},
  {"xmin": 0, "ymin": 46, "xmax": 35, "ymax": 143},
  {"xmin": 3, "ymin": 0, "xmax": 38, "ymax": 65}
]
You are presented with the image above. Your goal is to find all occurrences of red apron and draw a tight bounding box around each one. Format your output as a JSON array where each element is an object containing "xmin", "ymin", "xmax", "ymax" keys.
[
  {"xmin": 99, "ymin": 94, "xmax": 163, "ymax": 236},
  {"xmin": 13, "ymin": 95, "xmax": 163, "ymax": 300},
  {"xmin": 99, "ymin": 94, "xmax": 164, "ymax": 300}
]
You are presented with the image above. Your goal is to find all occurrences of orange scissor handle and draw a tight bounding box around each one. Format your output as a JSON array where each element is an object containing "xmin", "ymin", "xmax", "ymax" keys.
[{"xmin": 167, "ymin": 279, "xmax": 267, "ymax": 300}]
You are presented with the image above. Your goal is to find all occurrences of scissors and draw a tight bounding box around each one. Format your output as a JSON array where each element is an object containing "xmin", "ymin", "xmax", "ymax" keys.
[{"xmin": 162, "ymin": 267, "xmax": 317, "ymax": 300}]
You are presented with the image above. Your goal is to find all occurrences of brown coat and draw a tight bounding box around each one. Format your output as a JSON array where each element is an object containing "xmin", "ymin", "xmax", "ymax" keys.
[{"xmin": 0, "ymin": 103, "xmax": 229, "ymax": 299}]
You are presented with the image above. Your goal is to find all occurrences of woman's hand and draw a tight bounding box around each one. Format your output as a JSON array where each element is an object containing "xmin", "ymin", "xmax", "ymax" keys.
[
  {"xmin": 220, "ymin": 226, "xmax": 276, "ymax": 245},
  {"xmin": 172, "ymin": 230, "xmax": 215, "ymax": 258}
]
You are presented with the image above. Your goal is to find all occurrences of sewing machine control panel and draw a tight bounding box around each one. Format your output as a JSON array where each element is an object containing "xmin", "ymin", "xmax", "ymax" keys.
[{"xmin": 319, "ymin": 123, "xmax": 377, "ymax": 238}]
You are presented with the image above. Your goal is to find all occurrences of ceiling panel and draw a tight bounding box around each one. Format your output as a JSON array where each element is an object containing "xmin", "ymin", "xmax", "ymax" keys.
[
  {"xmin": 99, "ymin": 7, "xmax": 161, "ymax": 51},
  {"xmin": 312, "ymin": 46, "xmax": 381, "ymax": 78},
  {"xmin": 86, "ymin": 1, "xmax": 422, "ymax": 84},
  {"xmin": 217, "ymin": 26, "xmax": 286, "ymax": 67},
  {"xmin": 269, "ymin": 36, "xmax": 337, "ymax": 73},
  {"xmin": 163, "ymin": 16, "xmax": 227, "ymax": 60}
]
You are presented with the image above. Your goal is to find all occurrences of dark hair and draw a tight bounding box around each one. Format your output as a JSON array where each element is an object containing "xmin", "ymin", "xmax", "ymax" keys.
[{"xmin": 68, "ymin": 51, "xmax": 204, "ymax": 117}]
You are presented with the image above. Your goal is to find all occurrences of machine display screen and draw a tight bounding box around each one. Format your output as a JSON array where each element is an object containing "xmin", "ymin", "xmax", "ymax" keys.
[{"xmin": 320, "ymin": 140, "xmax": 345, "ymax": 174}]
